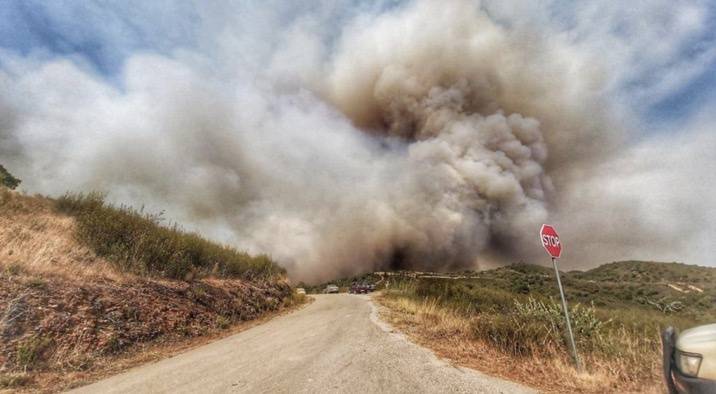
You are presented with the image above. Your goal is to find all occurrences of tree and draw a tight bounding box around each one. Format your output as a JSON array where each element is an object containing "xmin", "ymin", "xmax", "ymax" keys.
[{"xmin": 0, "ymin": 164, "xmax": 21, "ymax": 190}]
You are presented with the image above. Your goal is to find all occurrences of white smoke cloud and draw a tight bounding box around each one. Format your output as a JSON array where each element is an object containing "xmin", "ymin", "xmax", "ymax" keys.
[
  {"xmin": 1, "ymin": 0, "xmax": 714, "ymax": 281},
  {"xmin": 556, "ymin": 111, "xmax": 716, "ymax": 267},
  {"xmin": 482, "ymin": 0, "xmax": 716, "ymax": 115}
]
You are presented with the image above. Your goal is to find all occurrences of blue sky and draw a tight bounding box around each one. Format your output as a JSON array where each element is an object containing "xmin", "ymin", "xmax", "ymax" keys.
[
  {"xmin": 0, "ymin": 0, "xmax": 199, "ymax": 75},
  {"xmin": 648, "ymin": 62, "xmax": 716, "ymax": 123},
  {"xmin": 2, "ymin": 0, "xmax": 715, "ymax": 130}
]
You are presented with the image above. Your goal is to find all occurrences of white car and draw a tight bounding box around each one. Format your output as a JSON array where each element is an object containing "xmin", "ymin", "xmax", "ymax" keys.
[
  {"xmin": 295, "ymin": 288, "xmax": 306, "ymax": 295},
  {"xmin": 323, "ymin": 284, "xmax": 339, "ymax": 294},
  {"xmin": 663, "ymin": 324, "xmax": 716, "ymax": 393}
]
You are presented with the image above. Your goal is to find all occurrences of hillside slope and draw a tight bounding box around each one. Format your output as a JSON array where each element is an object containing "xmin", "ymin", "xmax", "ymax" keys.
[{"xmin": 0, "ymin": 190, "xmax": 294, "ymax": 391}]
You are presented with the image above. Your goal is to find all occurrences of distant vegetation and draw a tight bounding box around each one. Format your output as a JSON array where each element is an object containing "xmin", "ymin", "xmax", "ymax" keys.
[
  {"xmin": 0, "ymin": 164, "xmax": 21, "ymax": 190},
  {"xmin": 55, "ymin": 192, "xmax": 285, "ymax": 280},
  {"xmin": 378, "ymin": 261, "xmax": 716, "ymax": 392}
]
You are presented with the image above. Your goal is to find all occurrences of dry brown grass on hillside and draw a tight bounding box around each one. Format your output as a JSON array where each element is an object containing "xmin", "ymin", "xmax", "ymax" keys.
[
  {"xmin": 0, "ymin": 270, "xmax": 296, "ymax": 392},
  {"xmin": 54, "ymin": 192, "xmax": 284, "ymax": 280},
  {"xmin": 0, "ymin": 189, "xmax": 300, "ymax": 392},
  {"xmin": 0, "ymin": 190, "xmax": 118, "ymax": 280}
]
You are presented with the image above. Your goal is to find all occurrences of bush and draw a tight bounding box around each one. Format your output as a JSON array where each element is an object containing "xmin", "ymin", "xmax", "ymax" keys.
[
  {"xmin": 473, "ymin": 313, "xmax": 557, "ymax": 356},
  {"xmin": 16, "ymin": 337, "xmax": 52, "ymax": 370},
  {"xmin": 413, "ymin": 279, "xmax": 521, "ymax": 314},
  {"xmin": 55, "ymin": 192, "xmax": 285, "ymax": 280},
  {"xmin": 0, "ymin": 164, "xmax": 21, "ymax": 190},
  {"xmin": 471, "ymin": 297, "xmax": 606, "ymax": 356},
  {"xmin": 215, "ymin": 316, "xmax": 231, "ymax": 330}
]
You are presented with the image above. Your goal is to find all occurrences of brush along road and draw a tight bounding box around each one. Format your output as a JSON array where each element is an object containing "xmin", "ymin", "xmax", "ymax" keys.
[{"xmin": 70, "ymin": 294, "xmax": 534, "ymax": 394}]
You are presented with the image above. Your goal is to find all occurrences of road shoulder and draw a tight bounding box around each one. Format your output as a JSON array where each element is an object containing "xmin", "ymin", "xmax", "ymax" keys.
[{"xmin": 368, "ymin": 293, "xmax": 537, "ymax": 393}]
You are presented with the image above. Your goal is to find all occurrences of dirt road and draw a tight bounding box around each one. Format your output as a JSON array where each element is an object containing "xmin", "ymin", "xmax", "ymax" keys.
[{"xmin": 70, "ymin": 294, "xmax": 534, "ymax": 393}]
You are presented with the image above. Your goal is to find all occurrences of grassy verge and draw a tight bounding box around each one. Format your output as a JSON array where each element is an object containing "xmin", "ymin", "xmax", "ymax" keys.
[
  {"xmin": 378, "ymin": 265, "xmax": 715, "ymax": 393},
  {"xmin": 55, "ymin": 192, "xmax": 285, "ymax": 280}
]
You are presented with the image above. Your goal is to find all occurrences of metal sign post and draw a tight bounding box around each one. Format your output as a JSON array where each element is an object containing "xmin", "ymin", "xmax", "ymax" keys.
[
  {"xmin": 540, "ymin": 224, "xmax": 581, "ymax": 371},
  {"xmin": 551, "ymin": 257, "xmax": 581, "ymax": 371}
]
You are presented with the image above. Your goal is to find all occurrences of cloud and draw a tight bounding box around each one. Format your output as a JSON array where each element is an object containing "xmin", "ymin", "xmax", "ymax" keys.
[
  {"xmin": 0, "ymin": 0, "xmax": 714, "ymax": 281},
  {"xmin": 556, "ymin": 109, "xmax": 716, "ymax": 266},
  {"xmin": 483, "ymin": 0, "xmax": 716, "ymax": 122}
]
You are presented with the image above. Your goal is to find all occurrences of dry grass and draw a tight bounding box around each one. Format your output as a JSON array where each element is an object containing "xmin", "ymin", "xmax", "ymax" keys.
[
  {"xmin": 5, "ymin": 295, "xmax": 311, "ymax": 393},
  {"xmin": 0, "ymin": 262, "xmax": 300, "ymax": 393},
  {"xmin": 0, "ymin": 190, "xmax": 119, "ymax": 280},
  {"xmin": 377, "ymin": 293, "xmax": 663, "ymax": 393},
  {"xmin": 54, "ymin": 192, "xmax": 284, "ymax": 280},
  {"xmin": 0, "ymin": 188, "xmax": 304, "ymax": 392}
]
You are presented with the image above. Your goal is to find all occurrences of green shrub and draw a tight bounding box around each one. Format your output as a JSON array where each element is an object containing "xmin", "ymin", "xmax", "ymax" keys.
[
  {"xmin": 215, "ymin": 316, "xmax": 231, "ymax": 330},
  {"xmin": 16, "ymin": 336, "xmax": 52, "ymax": 370},
  {"xmin": 413, "ymin": 279, "xmax": 522, "ymax": 314},
  {"xmin": 0, "ymin": 164, "xmax": 21, "ymax": 190},
  {"xmin": 471, "ymin": 297, "xmax": 608, "ymax": 356},
  {"xmin": 55, "ymin": 192, "xmax": 285, "ymax": 280},
  {"xmin": 473, "ymin": 313, "xmax": 558, "ymax": 356}
]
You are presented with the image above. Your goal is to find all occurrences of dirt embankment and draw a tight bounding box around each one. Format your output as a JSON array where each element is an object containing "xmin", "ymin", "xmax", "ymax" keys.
[
  {"xmin": 1, "ymin": 272, "xmax": 291, "ymax": 390},
  {"xmin": 0, "ymin": 190, "xmax": 295, "ymax": 391}
]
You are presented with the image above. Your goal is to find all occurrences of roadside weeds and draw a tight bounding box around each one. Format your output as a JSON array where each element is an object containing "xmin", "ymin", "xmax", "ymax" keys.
[{"xmin": 375, "ymin": 293, "xmax": 662, "ymax": 394}]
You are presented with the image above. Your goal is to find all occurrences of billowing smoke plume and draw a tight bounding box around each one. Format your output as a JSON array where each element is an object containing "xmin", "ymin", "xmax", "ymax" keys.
[{"xmin": 1, "ymin": 0, "xmax": 714, "ymax": 282}]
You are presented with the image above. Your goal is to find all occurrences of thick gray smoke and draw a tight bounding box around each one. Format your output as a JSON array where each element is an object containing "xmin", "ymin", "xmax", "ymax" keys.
[{"xmin": 1, "ymin": 0, "xmax": 714, "ymax": 282}]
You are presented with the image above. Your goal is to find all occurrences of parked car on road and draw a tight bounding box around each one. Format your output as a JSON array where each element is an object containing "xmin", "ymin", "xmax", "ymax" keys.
[
  {"xmin": 349, "ymin": 283, "xmax": 374, "ymax": 294},
  {"xmin": 663, "ymin": 324, "xmax": 716, "ymax": 393},
  {"xmin": 295, "ymin": 288, "xmax": 306, "ymax": 295},
  {"xmin": 323, "ymin": 284, "xmax": 339, "ymax": 294},
  {"xmin": 349, "ymin": 283, "xmax": 366, "ymax": 294}
]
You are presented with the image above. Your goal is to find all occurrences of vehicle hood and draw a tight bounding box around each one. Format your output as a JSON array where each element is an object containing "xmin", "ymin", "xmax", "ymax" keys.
[
  {"xmin": 677, "ymin": 323, "xmax": 716, "ymax": 353},
  {"xmin": 676, "ymin": 323, "xmax": 716, "ymax": 379}
]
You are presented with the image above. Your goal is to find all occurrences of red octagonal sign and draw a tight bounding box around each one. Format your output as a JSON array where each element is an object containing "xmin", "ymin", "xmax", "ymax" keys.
[{"xmin": 540, "ymin": 224, "xmax": 562, "ymax": 258}]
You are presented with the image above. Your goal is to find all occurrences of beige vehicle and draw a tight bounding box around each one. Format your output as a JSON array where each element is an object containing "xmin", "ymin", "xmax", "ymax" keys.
[
  {"xmin": 323, "ymin": 284, "xmax": 339, "ymax": 294},
  {"xmin": 663, "ymin": 324, "xmax": 716, "ymax": 393}
]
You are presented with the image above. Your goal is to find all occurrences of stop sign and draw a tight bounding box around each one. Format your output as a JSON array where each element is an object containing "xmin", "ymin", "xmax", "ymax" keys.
[{"xmin": 540, "ymin": 224, "xmax": 562, "ymax": 258}]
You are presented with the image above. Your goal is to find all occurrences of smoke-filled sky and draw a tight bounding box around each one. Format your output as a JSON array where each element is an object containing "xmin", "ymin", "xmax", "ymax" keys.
[{"xmin": 1, "ymin": 0, "xmax": 714, "ymax": 282}]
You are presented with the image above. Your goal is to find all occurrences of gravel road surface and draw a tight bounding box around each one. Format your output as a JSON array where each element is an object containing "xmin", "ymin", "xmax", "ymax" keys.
[{"xmin": 70, "ymin": 294, "xmax": 535, "ymax": 393}]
